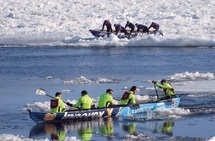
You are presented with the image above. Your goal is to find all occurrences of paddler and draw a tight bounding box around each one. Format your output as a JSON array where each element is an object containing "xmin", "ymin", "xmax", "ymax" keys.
[
  {"xmin": 101, "ymin": 20, "xmax": 113, "ymax": 32},
  {"xmin": 152, "ymin": 79, "xmax": 176, "ymax": 100},
  {"xmin": 66, "ymin": 90, "xmax": 93, "ymax": 110},
  {"xmin": 97, "ymin": 89, "xmax": 114, "ymax": 108},
  {"xmin": 120, "ymin": 86, "xmax": 137, "ymax": 105},
  {"xmin": 125, "ymin": 21, "xmax": 135, "ymax": 33},
  {"xmin": 50, "ymin": 92, "xmax": 66, "ymax": 113},
  {"xmin": 148, "ymin": 22, "xmax": 163, "ymax": 36}
]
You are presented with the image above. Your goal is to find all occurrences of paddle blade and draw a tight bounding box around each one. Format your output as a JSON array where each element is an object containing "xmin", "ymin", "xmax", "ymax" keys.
[{"xmin": 36, "ymin": 88, "xmax": 46, "ymax": 95}]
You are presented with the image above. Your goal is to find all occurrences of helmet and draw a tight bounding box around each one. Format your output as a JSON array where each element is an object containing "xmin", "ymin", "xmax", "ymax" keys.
[
  {"xmin": 130, "ymin": 86, "xmax": 137, "ymax": 91},
  {"xmin": 106, "ymin": 89, "xmax": 113, "ymax": 93},
  {"xmin": 55, "ymin": 92, "xmax": 62, "ymax": 96},
  {"xmin": 114, "ymin": 24, "xmax": 116, "ymax": 27},
  {"xmin": 135, "ymin": 23, "xmax": 138, "ymax": 26},
  {"xmin": 160, "ymin": 79, "xmax": 166, "ymax": 84},
  {"xmin": 81, "ymin": 90, "xmax": 87, "ymax": 95}
]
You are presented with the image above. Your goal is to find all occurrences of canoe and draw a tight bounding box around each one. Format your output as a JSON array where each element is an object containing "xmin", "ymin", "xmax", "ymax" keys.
[
  {"xmin": 89, "ymin": 29, "xmax": 147, "ymax": 39},
  {"xmin": 28, "ymin": 97, "xmax": 180, "ymax": 123}
]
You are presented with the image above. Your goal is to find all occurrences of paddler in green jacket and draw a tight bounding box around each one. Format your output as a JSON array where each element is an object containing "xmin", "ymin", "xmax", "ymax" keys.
[
  {"xmin": 67, "ymin": 90, "xmax": 93, "ymax": 110},
  {"xmin": 120, "ymin": 86, "xmax": 137, "ymax": 105},
  {"xmin": 50, "ymin": 92, "xmax": 66, "ymax": 113},
  {"xmin": 98, "ymin": 89, "xmax": 114, "ymax": 108},
  {"xmin": 152, "ymin": 79, "xmax": 176, "ymax": 100}
]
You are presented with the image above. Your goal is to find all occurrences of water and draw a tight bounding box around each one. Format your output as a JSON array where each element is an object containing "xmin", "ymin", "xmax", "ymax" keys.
[{"xmin": 0, "ymin": 46, "xmax": 215, "ymax": 140}]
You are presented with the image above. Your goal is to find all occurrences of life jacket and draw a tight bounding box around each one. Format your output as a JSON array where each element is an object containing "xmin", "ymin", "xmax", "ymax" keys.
[
  {"xmin": 163, "ymin": 82, "xmax": 175, "ymax": 96},
  {"xmin": 121, "ymin": 91, "xmax": 130, "ymax": 100},
  {"xmin": 50, "ymin": 99, "xmax": 59, "ymax": 108},
  {"xmin": 50, "ymin": 99, "xmax": 60, "ymax": 113}
]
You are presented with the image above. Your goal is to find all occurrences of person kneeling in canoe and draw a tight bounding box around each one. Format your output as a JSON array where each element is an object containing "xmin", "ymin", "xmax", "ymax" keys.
[
  {"xmin": 97, "ymin": 89, "xmax": 114, "ymax": 108},
  {"xmin": 114, "ymin": 24, "xmax": 128, "ymax": 35},
  {"xmin": 101, "ymin": 20, "xmax": 113, "ymax": 32},
  {"xmin": 148, "ymin": 22, "xmax": 163, "ymax": 36},
  {"xmin": 50, "ymin": 92, "xmax": 66, "ymax": 113},
  {"xmin": 120, "ymin": 86, "xmax": 137, "ymax": 105},
  {"xmin": 125, "ymin": 21, "xmax": 135, "ymax": 33},
  {"xmin": 152, "ymin": 79, "xmax": 176, "ymax": 100},
  {"xmin": 66, "ymin": 90, "xmax": 93, "ymax": 110},
  {"xmin": 135, "ymin": 23, "xmax": 149, "ymax": 34}
]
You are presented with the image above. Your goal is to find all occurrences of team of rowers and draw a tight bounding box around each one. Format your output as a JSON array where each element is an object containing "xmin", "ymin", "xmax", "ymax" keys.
[
  {"xmin": 101, "ymin": 20, "xmax": 163, "ymax": 36},
  {"xmin": 50, "ymin": 79, "xmax": 176, "ymax": 113}
]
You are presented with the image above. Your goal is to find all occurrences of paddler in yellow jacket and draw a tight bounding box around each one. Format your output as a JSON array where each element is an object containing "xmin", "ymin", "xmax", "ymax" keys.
[
  {"xmin": 120, "ymin": 86, "xmax": 137, "ymax": 105},
  {"xmin": 152, "ymin": 79, "xmax": 176, "ymax": 100},
  {"xmin": 97, "ymin": 89, "xmax": 114, "ymax": 108},
  {"xmin": 66, "ymin": 90, "xmax": 93, "ymax": 110},
  {"xmin": 50, "ymin": 92, "xmax": 66, "ymax": 113}
]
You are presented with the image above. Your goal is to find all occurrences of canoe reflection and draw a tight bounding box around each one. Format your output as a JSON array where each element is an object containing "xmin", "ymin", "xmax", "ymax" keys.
[
  {"xmin": 29, "ymin": 118, "xmax": 115, "ymax": 141},
  {"xmin": 29, "ymin": 118, "xmax": 175, "ymax": 140}
]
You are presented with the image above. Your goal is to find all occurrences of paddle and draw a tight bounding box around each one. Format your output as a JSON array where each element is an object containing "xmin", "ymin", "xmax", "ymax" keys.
[
  {"xmin": 35, "ymin": 88, "xmax": 67, "ymax": 104},
  {"xmin": 152, "ymin": 82, "xmax": 159, "ymax": 99}
]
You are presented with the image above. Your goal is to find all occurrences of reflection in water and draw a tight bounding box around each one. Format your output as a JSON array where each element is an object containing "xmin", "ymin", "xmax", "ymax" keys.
[
  {"xmin": 99, "ymin": 117, "xmax": 114, "ymax": 140},
  {"xmin": 122, "ymin": 123, "xmax": 138, "ymax": 136},
  {"xmin": 77, "ymin": 126, "xmax": 93, "ymax": 141},
  {"xmin": 153, "ymin": 121, "xmax": 175, "ymax": 136},
  {"xmin": 29, "ymin": 119, "xmax": 104, "ymax": 140},
  {"xmin": 44, "ymin": 123, "xmax": 66, "ymax": 141},
  {"xmin": 29, "ymin": 118, "xmax": 176, "ymax": 140}
]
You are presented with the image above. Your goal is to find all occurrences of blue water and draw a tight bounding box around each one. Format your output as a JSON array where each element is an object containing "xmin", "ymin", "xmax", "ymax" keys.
[
  {"xmin": 1, "ymin": 47, "xmax": 214, "ymax": 79},
  {"xmin": 0, "ymin": 46, "xmax": 215, "ymax": 141}
]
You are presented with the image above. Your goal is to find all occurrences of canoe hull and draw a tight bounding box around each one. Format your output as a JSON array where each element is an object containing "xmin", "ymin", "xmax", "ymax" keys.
[
  {"xmin": 28, "ymin": 97, "xmax": 180, "ymax": 123},
  {"xmin": 28, "ymin": 107, "xmax": 120, "ymax": 123},
  {"xmin": 89, "ymin": 29, "xmax": 146, "ymax": 39}
]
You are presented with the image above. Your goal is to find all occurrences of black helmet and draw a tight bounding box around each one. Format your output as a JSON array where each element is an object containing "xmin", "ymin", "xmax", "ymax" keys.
[
  {"xmin": 114, "ymin": 24, "xmax": 116, "ymax": 27},
  {"xmin": 130, "ymin": 86, "xmax": 137, "ymax": 91},
  {"xmin": 55, "ymin": 92, "xmax": 62, "ymax": 96},
  {"xmin": 135, "ymin": 23, "xmax": 138, "ymax": 26},
  {"xmin": 81, "ymin": 90, "xmax": 87, "ymax": 95},
  {"xmin": 160, "ymin": 79, "xmax": 166, "ymax": 84}
]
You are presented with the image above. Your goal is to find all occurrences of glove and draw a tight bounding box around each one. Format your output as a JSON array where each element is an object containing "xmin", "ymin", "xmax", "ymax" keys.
[
  {"xmin": 152, "ymin": 80, "xmax": 157, "ymax": 84},
  {"xmin": 66, "ymin": 102, "xmax": 73, "ymax": 107},
  {"xmin": 91, "ymin": 104, "xmax": 96, "ymax": 109}
]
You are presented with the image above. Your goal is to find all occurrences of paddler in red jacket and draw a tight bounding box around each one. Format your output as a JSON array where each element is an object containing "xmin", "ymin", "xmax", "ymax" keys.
[
  {"xmin": 114, "ymin": 24, "xmax": 128, "ymax": 35},
  {"xmin": 101, "ymin": 20, "xmax": 113, "ymax": 32},
  {"xmin": 148, "ymin": 22, "xmax": 163, "ymax": 36}
]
